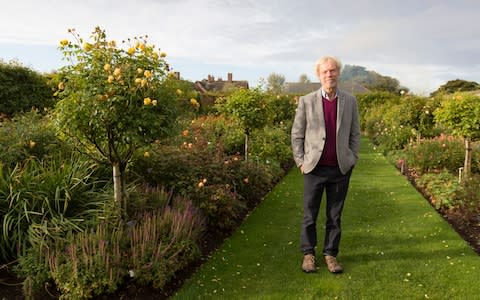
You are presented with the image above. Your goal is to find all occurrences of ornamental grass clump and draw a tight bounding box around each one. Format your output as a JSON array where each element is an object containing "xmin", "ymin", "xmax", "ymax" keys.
[
  {"xmin": 0, "ymin": 154, "xmax": 110, "ymax": 262},
  {"xmin": 128, "ymin": 198, "xmax": 204, "ymax": 289}
]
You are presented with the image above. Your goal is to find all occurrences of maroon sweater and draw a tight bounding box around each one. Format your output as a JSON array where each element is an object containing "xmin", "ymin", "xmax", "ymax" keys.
[{"xmin": 318, "ymin": 96, "xmax": 338, "ymax": 166}]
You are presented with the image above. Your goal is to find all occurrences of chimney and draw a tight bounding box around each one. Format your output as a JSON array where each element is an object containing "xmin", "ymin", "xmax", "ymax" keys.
[{"xmin": 227, "ymin": 73, "xmax": 232, "ymax": 82}]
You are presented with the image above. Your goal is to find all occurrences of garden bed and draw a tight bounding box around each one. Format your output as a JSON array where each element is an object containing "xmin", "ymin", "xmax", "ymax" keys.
[{"xmin": 402, "ymin": 167, "xmax": 480, "ymax": 255}]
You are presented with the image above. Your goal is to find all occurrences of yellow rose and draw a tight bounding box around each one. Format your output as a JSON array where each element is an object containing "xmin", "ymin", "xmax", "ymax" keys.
[
  {"xmin": 160, "ymin": 52, "xmax": 167, "ymax": 58},
  {"xmin": 103, "ymin": 64, "xmax": 111, "ymax": 71},
  {"xmin": 143, "ymin": 97, "xmax": 152, "ymax": 105},
  {"xmin": 58, "ymin": 82, "xmax": 65, "ymax": 90},
  {"xmin": 138, "ymin": 43, "xmax": 145, "ymax": 51},
  {"xmin": 83, "ymin": 42, "xmax": 93, "ymax": 51},
  {"xmin": 113, "ymin": 68, "xmax": 121, "ymax": 77},
  {"xmin": 137, "ymin": 68, "xmax": 144, "ymax": 74},
  {"xmin": 176, "ymin": 89, "xmax": 183, "ymax": 96},
  {"xmin": 141, "ymin": 79, "xmax": 148, "ymax": 87},
  {"xmin": 29, "ymin": 140, "xmax": 36, "ymax": 148},
  {"xmin": 143, "ymin": 70, "xmax": 152, "ymax": 78},
  {"xmin": 152, "ymin": 100, "xmax": 158, "ymax": 106},
  {"xmin": 127, "ymin": 47, "xmax": 135, "ymax": 55},
  {"xmin": 107, "ymin": 75, "xmax": 114, "ymax": 83},
  {"xmin": 59, "ymin": 39, "xmax": 69, "ymax": 47},
  {"xmin": 143, "ymin": 151, "xmax": 150, "ymax": 158},
  {"xmin": 108, "ymin": 40, "xmax": 116, "ymax": 47},
  {"xmin": 135, "ymin": 78, "xmax": 142, "ymax": 84}
]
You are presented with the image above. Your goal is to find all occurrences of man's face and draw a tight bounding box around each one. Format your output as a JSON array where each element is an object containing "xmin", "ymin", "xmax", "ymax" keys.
[{"xmin": 319, "ymin": 60, "xmax": 339, "ymax": 90}]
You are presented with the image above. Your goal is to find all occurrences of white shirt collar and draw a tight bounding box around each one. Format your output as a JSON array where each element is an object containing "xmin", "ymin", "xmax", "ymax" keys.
[{"xmin": 321, "ymin": 89, "xmax": 338, "ymax": 100}]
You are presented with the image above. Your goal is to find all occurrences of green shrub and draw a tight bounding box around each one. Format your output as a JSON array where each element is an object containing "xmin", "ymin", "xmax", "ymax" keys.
[
  {"xmin": 131, "ymin": 140, "xmax": 282, "ymax": 231},
  {"xmin": 416, "ymin": 170, "xmax": 465, "ymax": 209},
  {"xmin": 0, "ymin": 111, "xmax": 68, "ymax": 167},
  {"xmin": 357, "ymin": 91, "xmax": 400, "ymax": 131},
  {"xmin": 194, "ymin": 183, "xmax": 247, "ymax": 231},
  {"xmin": 251, "ymin": 122, "xmax": 293, "ymax": 167},
  {"xmin": 401, "ymin": 135, "xmax": 466, "ymax": 174},
  {"xmin": 265, "ymin": 94, "xmax": 297, "ymax": 125},
  {"xmin": 178, "ymin": 115, "xmax": 244, "ymax": 156},
  {"xmin": 0, "ymin": 60, "xmax": 54, "ymax": 116}
]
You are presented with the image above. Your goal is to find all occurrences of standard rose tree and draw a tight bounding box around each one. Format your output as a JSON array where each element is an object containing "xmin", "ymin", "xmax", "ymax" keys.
[{"xmin": 55, "ymin": 27, "xmax": 178, "ymax": 215}]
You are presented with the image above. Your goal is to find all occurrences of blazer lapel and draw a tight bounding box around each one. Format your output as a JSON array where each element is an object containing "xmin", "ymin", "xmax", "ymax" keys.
[
  {"xmin": 315, "ymin": 89, "xmax": 325, "ymax": 128},
  {"xmin": 336, "ymin": 91, "xmax": 345, "ymax": 133}
]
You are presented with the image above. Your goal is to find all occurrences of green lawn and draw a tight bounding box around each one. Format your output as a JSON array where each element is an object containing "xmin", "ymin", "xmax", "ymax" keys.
[{"xmin": 173, "ymin": 138, "xmax": 479, "ymax": 299}]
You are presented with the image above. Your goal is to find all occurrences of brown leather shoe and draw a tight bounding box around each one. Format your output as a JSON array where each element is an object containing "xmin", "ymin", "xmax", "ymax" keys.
[
  {"xmin": 302, "ymin": 254, "xmax": 317, "ymax": 273},
  {"xmin": 324, "ymin": 255, "xmax": 343, "ymax": 273}
]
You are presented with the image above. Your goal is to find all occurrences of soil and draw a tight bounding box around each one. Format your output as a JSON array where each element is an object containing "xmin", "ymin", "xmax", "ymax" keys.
[{"xmin": 1, "ymin": 167, "xmax": 479, "ymax": 299}]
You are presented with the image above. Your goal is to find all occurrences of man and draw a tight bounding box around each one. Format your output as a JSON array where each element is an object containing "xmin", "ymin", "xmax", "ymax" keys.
[{"xmin": 291, "ymin": 56, "xmax": 360, "ymax": 273}]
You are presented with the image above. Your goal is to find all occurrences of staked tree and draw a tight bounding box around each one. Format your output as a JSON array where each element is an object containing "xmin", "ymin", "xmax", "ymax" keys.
[
  {"xmin": 434, "ymin": 92, "xmax": 480, "ymax": 180},
  {"xmin": 215, "ymin": 88, "xmax": 269, "ymax": 161}
]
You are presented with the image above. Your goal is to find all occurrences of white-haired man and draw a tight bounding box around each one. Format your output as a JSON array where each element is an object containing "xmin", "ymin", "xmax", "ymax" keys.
[{"xmin": 291, "ymin": 56, "xmax": 360, "ymax": 273}]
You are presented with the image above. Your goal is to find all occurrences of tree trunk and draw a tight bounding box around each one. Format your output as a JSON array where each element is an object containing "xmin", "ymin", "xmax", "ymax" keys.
[
  {"xmin": 113, "ymin": 162, "xmax": 123, "ymax": 211},
  {"xmin": 464, "ymin": 137, "xmax": 472, "ymax": 180},
  {"xmin": 244, "ymin": 133, "xmax": 249, "ymax": 162}
]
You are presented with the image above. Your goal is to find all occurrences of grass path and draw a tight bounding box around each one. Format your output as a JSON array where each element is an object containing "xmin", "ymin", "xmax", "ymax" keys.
[{"xmin": 173, "ymin": 138, "xmax": 479, "ymax": 299}]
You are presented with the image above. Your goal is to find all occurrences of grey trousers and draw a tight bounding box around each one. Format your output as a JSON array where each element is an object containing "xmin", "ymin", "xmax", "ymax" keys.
[{"xmin": 300, "ymin": 164, "xmax": 352, "ymax": 257}]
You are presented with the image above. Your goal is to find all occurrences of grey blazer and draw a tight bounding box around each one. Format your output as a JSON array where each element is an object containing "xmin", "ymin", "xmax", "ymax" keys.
[{"xmin": 291, "ymin": 89, "xmax": 361, "ymax": 175}]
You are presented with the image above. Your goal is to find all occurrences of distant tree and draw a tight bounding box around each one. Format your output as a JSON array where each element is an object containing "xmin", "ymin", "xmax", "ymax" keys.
[
  {"xmin": 341, "ymin": 64, "xmax": 402, "ymax": 93},
  {"xmin": 430, "ymin": 79, "xmax": 480, "ymax": 97},
  {"xmin": 298, "ymin": 74, "xmax": 311, "ymax": 83},
  {"xmin": 340, "ymin": 65, "xmax": 371, "ymax": 83},
  {"xmin": 267, "ymin": 73, "xmax": 285, "ymax": 93},
  {"xmin": 367, "ymin": 75, "xmax": 401, "ymax": 93}
]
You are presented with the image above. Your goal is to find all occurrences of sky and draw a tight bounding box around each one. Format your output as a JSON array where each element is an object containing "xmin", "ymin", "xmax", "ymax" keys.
[{"xmin": 1, "ymin": 0, "xmax": 479, "ymax": 95}]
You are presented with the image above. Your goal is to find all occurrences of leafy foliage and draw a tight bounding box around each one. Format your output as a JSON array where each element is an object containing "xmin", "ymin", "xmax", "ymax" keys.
[
  {"xmin": 0, "ymin": 111, "xmax": 68, "ymax": 167},
  {"xmin": 55, "ymin": 27, "xmax": 177, "ymax": 164},
  {"xmin": 416, "ymin": 170, "xmax": 465, "ymax": 209},
  {"xmin": 0, "ymin": 154, "xmax": 112, "ymax": 261},
  {"xmin": 130, "ymin": 139, "xmax": 282, "ymax": 231},
  {"xmin": 434, "ymin": 92, "xmax": 480, "ymax": 140},
  {"xmin": 0, "ymin": 60, "xmax": 53, "ymax": 116},
  {"xmin": 401, "ymin": 135, "xmax": 469, "ymax": 174}
]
